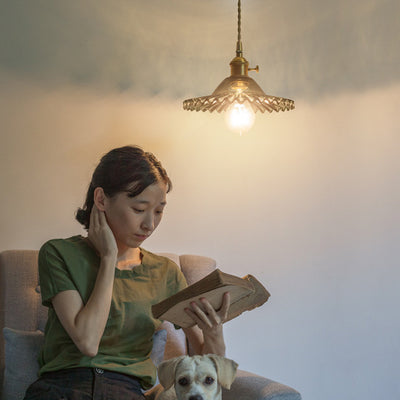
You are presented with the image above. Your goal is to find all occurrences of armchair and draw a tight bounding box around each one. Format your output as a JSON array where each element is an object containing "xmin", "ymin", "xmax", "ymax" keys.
[{"xmin": 0, "ymin": 250, "xmax": 301, "ymax": 400}]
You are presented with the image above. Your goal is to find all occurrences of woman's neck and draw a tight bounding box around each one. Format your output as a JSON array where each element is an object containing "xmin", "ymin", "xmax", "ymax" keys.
[{"xmin": 116, "ymin": 247, "xmax": 142, "ymax": 270}]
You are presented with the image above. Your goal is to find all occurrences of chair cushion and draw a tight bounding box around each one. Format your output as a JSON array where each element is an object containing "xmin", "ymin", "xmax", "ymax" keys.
[
  {"xmin": 2, "ymin": 327, "xmax": 168, "ymax": 400},
  {"xmin": 150, "ymin": 329, "xmax": 167, "ymax": 366},
  {"xmin": 3, "ymin": 327, "xmax": 44, "ymax": 400}
]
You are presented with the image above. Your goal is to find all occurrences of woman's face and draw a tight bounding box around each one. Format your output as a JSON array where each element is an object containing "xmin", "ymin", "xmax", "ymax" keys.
[{"xmin": 103, "ymin": 181, "xmax": 168, "ymax": 251}]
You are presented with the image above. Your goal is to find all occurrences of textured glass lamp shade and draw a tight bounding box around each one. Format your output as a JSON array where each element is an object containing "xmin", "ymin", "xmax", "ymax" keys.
[{"xmin": 183, "ymin": 74, "xmax": 294, "ymax": 114}]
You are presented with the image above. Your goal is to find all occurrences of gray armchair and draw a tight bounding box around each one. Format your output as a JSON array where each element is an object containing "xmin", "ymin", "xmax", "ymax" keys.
[{"xmin": 0, "ymin": 250, "xmax": 301, "ymax": 400}]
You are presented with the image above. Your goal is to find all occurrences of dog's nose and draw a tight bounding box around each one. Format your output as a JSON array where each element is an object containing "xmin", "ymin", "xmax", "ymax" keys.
[{"xmin": 189, "ymin": 396, "xmax": 203, "ymax": 400}]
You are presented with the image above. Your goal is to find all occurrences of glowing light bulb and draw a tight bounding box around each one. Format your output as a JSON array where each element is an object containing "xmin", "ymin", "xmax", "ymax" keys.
[{"xmin": 225, "ymin": 101, "xmax": 255, "ymax": 134}]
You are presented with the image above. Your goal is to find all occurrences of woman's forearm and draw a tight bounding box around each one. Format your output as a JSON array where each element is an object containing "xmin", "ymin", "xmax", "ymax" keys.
[
  {"xmin": 73, "ymin": 255, "xmax": 116, "ymax": 355},
  {"xmin": 184, "ymin": 325, "xmax": 226, "ymax": 357},
  {"xmin": 202, "ymin": 330, "xmax": 226, "ymax": 356},
  {"xmin": 52, "ymin": 254, "xmax": 116, "ymax": 357}
]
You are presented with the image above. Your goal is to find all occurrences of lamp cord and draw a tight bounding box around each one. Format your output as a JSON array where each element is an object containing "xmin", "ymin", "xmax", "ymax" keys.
[
  {"xmin": 238, "ymin": 0, "xmax": 241, "ymax": 42},
  {"xmin": 236, "ymin": 0, "xmax": 243, "ymax": 56}
]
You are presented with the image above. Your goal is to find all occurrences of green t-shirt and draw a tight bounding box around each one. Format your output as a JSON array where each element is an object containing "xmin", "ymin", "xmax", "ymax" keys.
[{"xmin": 38, "ymin": 235, "xmax": 187, "ymax": 389}]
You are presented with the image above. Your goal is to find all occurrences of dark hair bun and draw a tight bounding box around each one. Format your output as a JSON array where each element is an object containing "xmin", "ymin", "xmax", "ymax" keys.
[{"xmin": 75, "ymin": 207, "xmax": 90, "ymax": 230}]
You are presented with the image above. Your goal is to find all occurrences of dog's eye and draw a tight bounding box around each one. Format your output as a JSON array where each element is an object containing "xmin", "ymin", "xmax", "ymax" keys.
[
  {"xmin": 178, "ymin": 377, "xmax": 189, "ymax": 386},
  {"xmin": 204, "ymin": 376, "xmax": 215, "ymax": 385}
]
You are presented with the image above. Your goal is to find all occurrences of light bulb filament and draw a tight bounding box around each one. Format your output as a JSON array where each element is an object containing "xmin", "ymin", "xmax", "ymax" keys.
[{"xmin": 225, "ymin": 101, "xmax": 255, "ymax": 134}]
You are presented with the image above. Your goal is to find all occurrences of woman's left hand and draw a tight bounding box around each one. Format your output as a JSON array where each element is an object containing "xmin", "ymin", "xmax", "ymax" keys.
[{"xmin": 185, "ymin": 292, "xmax": 230, "ymax": 339}]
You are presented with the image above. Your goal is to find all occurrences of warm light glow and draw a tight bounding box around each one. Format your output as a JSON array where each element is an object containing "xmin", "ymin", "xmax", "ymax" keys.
[{"xmin": 225, "ymin": 101, "xmax": 255, "ymax": 134}]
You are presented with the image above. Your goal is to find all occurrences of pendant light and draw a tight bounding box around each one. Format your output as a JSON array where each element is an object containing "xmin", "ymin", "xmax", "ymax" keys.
[{"xmin": 183, "ymin": 0, "xmax": 295, "ymax": 134}]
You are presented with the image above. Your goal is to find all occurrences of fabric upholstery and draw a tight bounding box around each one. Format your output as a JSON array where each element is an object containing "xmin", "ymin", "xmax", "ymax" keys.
[
  {"xmin": 0, "ymin": 250, "xmax": 44, "ymax": 395},
  {"xmin": 179, "ymin": 254, "xmax": 217, "ymax": 285},
  {"xmin": 2, "ymin": 328, "xmax": 44, "ymax": 400},
  {"xmin": 0, "ymin": 251, "xmax": 44, "ymax": 332},
  {"xmin": 222, "ymin": 370, "xmax": 302, "ymax": 400}
]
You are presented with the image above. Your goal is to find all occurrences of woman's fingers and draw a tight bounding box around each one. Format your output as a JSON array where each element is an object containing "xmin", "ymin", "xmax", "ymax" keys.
[
  {"xmin": 219, "ymin": 292, "xmax": 230, "ymax": 321},
  {"xmin": 188, "ymin": 302, "xmax": 213, "ymax": 328},
  {"xmin": 198, "ymin": 298, "xmax": 220, "ymax": 325},
  {"xmin": 89, "ymin": 203, "xmax": 98, "ymax": 229},
  {"xmin": 88, "ymin": 205, "xmax": 118, "ymax": 258},
  {"xmin": 200, "ymin": 292, "xmax": 230, "ymax": 322},
  {"xmin": 185, "ymin": 306, "xmax": 211, "ymax": 329},
  {"xmin": 97, "ymin": 206, "xmax": 108, "ymax": 227},
  {"xmin": 185, "ymin": 292, "xmax": 231, "ymax": 328}
]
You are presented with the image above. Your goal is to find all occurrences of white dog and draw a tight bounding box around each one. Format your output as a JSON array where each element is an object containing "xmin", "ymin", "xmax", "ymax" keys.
[{"xmin": 156, "ymin": 354, "xmax": 238, "ymax": 400}]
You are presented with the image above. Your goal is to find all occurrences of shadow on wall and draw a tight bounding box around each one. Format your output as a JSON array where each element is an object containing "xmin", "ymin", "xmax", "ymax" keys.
[{"xmin": 0, "ymin": 0, "xmax": 399, "ymax": 100}]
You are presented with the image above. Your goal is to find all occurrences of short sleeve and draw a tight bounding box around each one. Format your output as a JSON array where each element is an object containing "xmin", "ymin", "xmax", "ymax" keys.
[{"xmin": 38, "ymin": 241, "xmax": 78, "ymax": 307}]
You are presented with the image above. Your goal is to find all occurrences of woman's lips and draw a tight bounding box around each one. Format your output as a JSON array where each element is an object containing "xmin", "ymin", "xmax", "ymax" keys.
[{"xmin": 135, "ymin": 234, "xmax": 149, "ymax": 241}]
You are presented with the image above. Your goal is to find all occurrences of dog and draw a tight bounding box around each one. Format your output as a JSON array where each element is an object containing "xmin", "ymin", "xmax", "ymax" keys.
[{"xmin": 156, "ymin": 354, "xmax": 238, "ymax": 400}]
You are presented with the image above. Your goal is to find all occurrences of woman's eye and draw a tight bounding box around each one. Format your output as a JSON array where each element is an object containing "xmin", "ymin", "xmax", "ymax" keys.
[
  {"xmin": 204, "ymin": 377, "xmax": 214, "ymax": 385},
  {"xmin": 133, "ymin": 208, "xmax": 145, "ymax": 213}
]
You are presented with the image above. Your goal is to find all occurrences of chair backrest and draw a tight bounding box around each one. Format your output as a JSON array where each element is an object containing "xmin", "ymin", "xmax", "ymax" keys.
[{"xmin": 0, "ymin": 250, "xmax": 216, "ymax": 393}]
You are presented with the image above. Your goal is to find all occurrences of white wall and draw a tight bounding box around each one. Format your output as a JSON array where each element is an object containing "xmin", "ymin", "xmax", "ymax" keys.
[{"xmin": 1, "ymin": 1, "xmax": 399, "ymax": 399}]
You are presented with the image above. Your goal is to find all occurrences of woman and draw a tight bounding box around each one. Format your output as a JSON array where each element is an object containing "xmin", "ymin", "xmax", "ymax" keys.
[{"xmin": 24, "ymin": 146, "xmax": 230, "ymax": 400}]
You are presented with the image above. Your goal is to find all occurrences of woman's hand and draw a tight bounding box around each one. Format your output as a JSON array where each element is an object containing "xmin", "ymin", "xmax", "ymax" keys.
[
  {"xmin": 184, "ymin": 292, "xmax": 230, "ymax": 355},
  {"xmin": 87, "ymin": 205, "xmax": 118, "ymax": 259},
  {"xmin": 185, "ymin": 292, "xmax": 230, "ymax": 335}
]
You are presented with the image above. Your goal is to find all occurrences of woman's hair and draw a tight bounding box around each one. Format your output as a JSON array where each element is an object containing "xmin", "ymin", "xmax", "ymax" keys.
[{"xmin": 76, "ymin": 145, "xmax": 172, "ymax": 230}]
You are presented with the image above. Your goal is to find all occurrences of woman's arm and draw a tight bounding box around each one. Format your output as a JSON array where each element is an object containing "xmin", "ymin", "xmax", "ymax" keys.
[
  {"xmin": 52, "ymin": 205, "xmax": 118, "ymax": 357},
  {"xmin": 183, "ymin": 292, "xmax": 230, "ymax": 356}
]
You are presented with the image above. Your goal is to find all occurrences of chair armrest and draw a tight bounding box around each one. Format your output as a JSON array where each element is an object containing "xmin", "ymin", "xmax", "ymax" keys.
[{"xmin": 222, "ymin": 369, "xmax": 301, "ymax": 400}]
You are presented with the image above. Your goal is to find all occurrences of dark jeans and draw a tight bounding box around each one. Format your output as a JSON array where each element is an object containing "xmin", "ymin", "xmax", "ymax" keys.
[{"xmin": 23, "ymin": 367, "xmax": 146, "ymax": 400}]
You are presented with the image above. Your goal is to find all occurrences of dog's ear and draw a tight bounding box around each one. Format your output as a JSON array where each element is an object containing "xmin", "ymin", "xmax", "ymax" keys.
[
  {"xmin": 208, "ymin": 355, "xmax": 238, "ymax": 389},
  {"xmin": 158, "ymin": 356, "xmax": 187, "ymax": 390}
]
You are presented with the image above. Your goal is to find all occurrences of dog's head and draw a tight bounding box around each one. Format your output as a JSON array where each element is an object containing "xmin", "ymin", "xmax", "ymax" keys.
[{"xmin": 158, "ymin": 354, "xmax": 238, "ymax": 400}]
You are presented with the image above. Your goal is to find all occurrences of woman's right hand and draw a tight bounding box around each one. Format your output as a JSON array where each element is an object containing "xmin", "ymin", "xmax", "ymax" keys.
[{"xmin": 87, "ymin": 204, "xmax": 118, "ymax": 259}]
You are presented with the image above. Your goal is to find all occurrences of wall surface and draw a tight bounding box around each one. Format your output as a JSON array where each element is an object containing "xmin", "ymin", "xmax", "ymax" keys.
[{"xmin": 1, "ymin": 1, "xmax": 399, "ymax": 399}]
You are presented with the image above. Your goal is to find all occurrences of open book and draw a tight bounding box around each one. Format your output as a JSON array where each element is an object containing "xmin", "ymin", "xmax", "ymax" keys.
[{"xmin": 152, "ymin": 269, "xmax": 270, "ymax": 328}]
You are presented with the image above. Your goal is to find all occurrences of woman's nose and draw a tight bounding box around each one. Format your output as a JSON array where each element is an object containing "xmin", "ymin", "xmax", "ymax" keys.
[{"xmin": 142, "ymin": 213, "xmax": 155, "ymax": 231}]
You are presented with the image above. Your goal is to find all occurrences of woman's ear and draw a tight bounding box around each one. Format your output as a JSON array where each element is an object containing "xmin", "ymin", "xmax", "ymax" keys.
[{"xmin": 93, "ymin": 187, "xmax": 107, "ymax": 211}]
